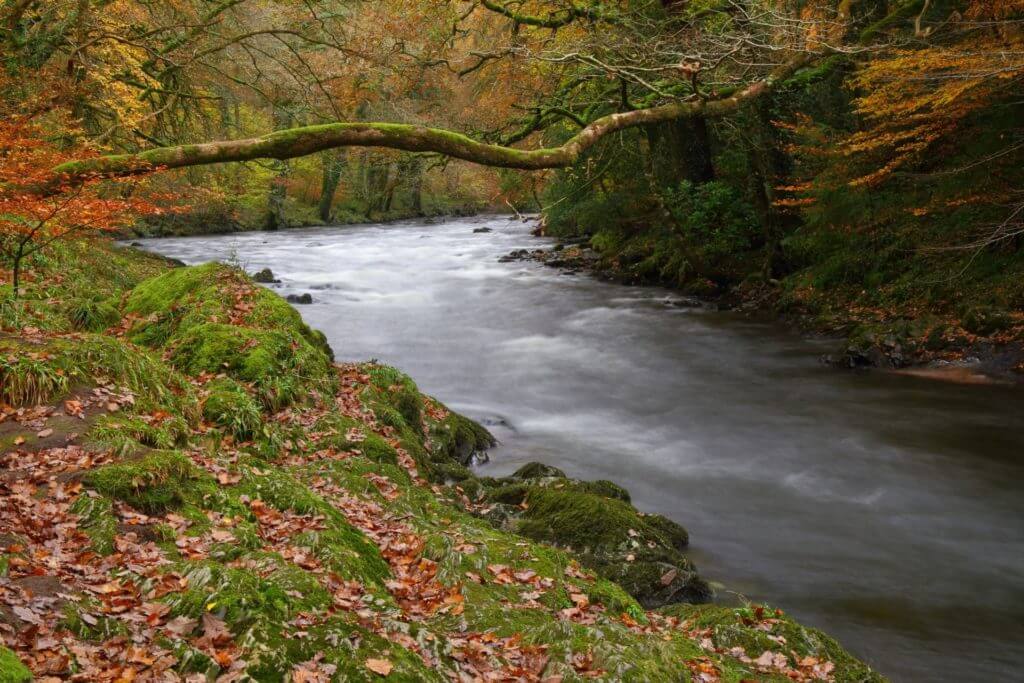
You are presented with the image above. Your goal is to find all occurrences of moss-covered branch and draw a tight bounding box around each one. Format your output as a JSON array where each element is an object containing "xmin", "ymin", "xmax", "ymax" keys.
[{"xmin": 47, "ymin": 55, "xmax": 812, "ymax": 187}]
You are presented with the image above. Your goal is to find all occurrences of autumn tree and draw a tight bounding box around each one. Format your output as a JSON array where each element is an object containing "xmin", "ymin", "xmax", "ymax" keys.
[{"xmin": 0, "ymin": 115, "xmax": 160, "ymax": 299}]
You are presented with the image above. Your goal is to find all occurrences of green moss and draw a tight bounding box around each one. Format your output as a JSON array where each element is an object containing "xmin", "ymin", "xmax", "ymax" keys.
[
  {"xmin": 394, "ymin": 387, "xmax": 423, "ymax": 428},
  {"xmin": 86, "ymin": 413, "xmax": 189, "ymax": 455},
  {"xmin": 0, "ymin": 646, "xmax": 32, "ymax": 683},
  {"xmin": 516, "ymin": 487, "xmax": 641, "ymax": 550},
  {"xmin": 86, "ymin": 450, "xmax": 214, "ymax": 513},
  {"xmin": 293, "ymin": 528, "xmax": 391, "ymax": 588},
  {"xmin": 664, "ymin": 604, "xmax": 886, "ymax": 683},
  {"xmin": 61, "ymin": 599, "xmax": 131, "ymax": 641},
  {"xmin": 125, "ymin": 263, "xmax": 335, "ymax": 362},
  {"xmin": 587, "ymin": 578, "xmax": 646, "ymax": 622},
  {"xmin": 312, "ymin": 414, "xmax": 400, "ymax": 466},
  {"xmin": 163, "ymin": 554, "xmax": 329, "ymax": 626},
  {"xmin": 202, "ymin": 378, "xmax": 263, "ymax": 440},
  {"xmin": 431, "ymin": 413, "xmax": 495, "ymax": 465},
  {"xmin": 512, "ymin": 462, "xmax": 567, "ymax": 479},
  {"xmin": 642, "ymin": 512, "xmax": 689, "ymax": 550},
  {"xmin": 124, "ymin": 262, "xmax": 225, "ymax": 315},
  {"xmin": 70, "ymin": 493, "xmax": 118, "ymax": 555},
  {"xmin": 170, "ymin": 323, "xmax": 332, "ymax": 409}
]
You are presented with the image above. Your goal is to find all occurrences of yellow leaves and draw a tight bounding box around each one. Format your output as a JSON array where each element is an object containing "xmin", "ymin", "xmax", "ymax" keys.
[
  {"xmin": 839, "ymin": 29, "xmax": 1024, "ymax": 186},
  {"xmin": 966, "ymin": 0, "xmax": 1024, "ymax": 20}
]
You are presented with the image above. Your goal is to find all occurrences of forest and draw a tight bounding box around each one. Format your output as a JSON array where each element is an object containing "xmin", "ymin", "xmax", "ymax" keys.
[{"xmin": 1, "ymin": 1, "xmax": 1022, "ymax": 681}]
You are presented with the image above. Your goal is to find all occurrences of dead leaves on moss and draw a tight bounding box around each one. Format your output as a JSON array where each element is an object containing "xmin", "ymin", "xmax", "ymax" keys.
[{"xmin": 0, "ymin": 357, "xmax": 846, "ymax": 682}]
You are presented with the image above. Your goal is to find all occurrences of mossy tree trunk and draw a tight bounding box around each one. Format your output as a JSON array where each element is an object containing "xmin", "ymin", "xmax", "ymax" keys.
[
  {"xmin": 265, "ymin": 103, "xmax": 293, "ymax": 231},
  {"xmin": 318, "ymin": 151, "xmax": 346, "ymax": 223}
]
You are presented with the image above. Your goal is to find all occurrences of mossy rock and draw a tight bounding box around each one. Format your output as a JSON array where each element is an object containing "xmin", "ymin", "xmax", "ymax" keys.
[
  {"xmin": 169, "ymin": 322, "xmax": 333, "ymax": 409},
  {"xmin": 960, "ymin": 305, "xmax": 1013, "ymax": 336},
  {"xmin": 85, "ymin": 450, "xmax": 214, "ymax": 513},
  {"xmin": 515, "ymin": 488, "xmax": 645, "ymax": 551},
  {"xmin": 642, "ymin": 512, "xmax": 689, "ymax": 551},
  {"xmin": 431, "ymin": 413, "xmax": 495, "ymax": 465},
  {"xmin": 0, "ymin": 646, "xmax": 31, "ymax": 683},
  {"xmin": 202, "ymin": 377, "xmax": 263, "ymax": 440},
  {"xmin": 601, "ymin": 549, "xmax": 711, "ymax": 608},
  {"xmin": 312, "ymin": 414, "xmax": 400, "ymax": 466},
  {"xmin": 484, "ymin": 476, "xmax": 631, "ymax": 505},
  {"xmin": 125, "ymin": 263, "xmax": 334, "ymax": 360},
  {"xmin": 662, "ymin": 603, "xmax": 886, "ymax": 683},
  {"xmin": 512, "ymin": 461, "xmax": 567, "ymax": 479},
  {"xmin": 494, "ymin": 485, "xmax": 706, "ymax": 608},
  {"xmin": 432, "ymin": 461, "xmax": 474, "ymax": 483}
]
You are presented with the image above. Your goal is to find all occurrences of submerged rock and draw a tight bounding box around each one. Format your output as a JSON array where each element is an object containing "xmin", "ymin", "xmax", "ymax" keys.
[
  {"xmin": 472, "ymin": 227, "xmax": 493, "ymax": 233},
  {"xmin": 286, "ymin": 293, "xmax": 313, "ymax": 304}
]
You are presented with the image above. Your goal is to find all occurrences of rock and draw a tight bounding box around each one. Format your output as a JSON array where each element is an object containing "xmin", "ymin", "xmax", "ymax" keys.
[
  {"xmin": 473, "ymin": 227, "xmax": 493, "ymax": 233},
  {"xmin": 130, "ymin": 241, "xmax": 144, "ymax": 247},
  {"xmin": 478, "ymin": 415, "xmax": 513, "ymax": 431},
  {"xmin": 512, "ymin": 462, "xmax": 567, "ymax": 479},
  {"xmin": 252, "ymin": 268, "xmax": 280, "ymax": 283},
  {"xmin": 479, "ymin": 470, "xmax": 708, "ymax": 608},
  {"xmin": 286, "ymin": 293, "xmax": 313, "ymax": 305},
  {"xmin": 961, "ymin": 306, "xmax": 1013, "ymax": 336},
  {"xmin": 664, "ymin": 297, "xmax": 703, "ymax": 309},
  {"xmin": 498, "ymin": 249, "xmax": 532, "ymax": 263}
]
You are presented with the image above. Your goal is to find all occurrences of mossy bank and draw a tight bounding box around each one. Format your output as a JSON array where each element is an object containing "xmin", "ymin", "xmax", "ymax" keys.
[{"xmin": 0, "ymin": 239, "xmax": 884, "ymax": 681}]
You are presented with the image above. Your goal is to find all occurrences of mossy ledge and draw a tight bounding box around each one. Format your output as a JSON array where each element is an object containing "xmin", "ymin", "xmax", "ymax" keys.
[{"xmin": 0, "ymin": 242, "xmax": 884, "ymax": 681}]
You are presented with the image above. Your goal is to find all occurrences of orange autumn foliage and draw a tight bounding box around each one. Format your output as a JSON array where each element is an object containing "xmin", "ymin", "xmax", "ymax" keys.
[
  {"xmin": 844, "ymin": 2, "xmax": 1024, "ymax": 186},
  {"xmin": 0, "ymin": 115, "xmax": 164, "ymax": 296}
]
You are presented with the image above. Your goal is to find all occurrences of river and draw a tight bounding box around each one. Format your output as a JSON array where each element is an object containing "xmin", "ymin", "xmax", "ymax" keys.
[{"xmin": 136, "ymin": 215, "xmax": 1024, "ymax": 682}]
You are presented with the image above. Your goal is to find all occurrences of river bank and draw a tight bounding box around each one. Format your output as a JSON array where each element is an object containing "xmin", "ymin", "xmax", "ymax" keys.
[
  {"xmin": 132, "ymin": 217, "xmax": 1024, "ymax": 682},
  {"xmin": 0, "ymin": 236, "xmax": 886, "ymax": 681},
  {"xmin": 502, "ymin": 237, "xmax": 1024, "ymax": 384}
]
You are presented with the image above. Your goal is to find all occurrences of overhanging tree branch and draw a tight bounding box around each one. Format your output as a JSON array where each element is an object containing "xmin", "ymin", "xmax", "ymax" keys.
[{"xmin": 48, "ymin": 55, "xmax": 813, "ymax": 186}]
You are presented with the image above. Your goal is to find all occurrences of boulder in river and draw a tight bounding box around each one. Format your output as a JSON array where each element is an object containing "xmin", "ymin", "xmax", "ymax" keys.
[
  {"xmin": 473, "ymin": 227, "xmax": 493, "ymax": 233},
  {"xmin": 472, "ymin": 464, "xmax": 710, "ymax": 608},
  {"xmin": 252, "ymin": 268, "xmax": 280, "ymax": 283},
  {"xmin": 286, "ymin": 293, "xmax": 313, "ymax": 304},
  {"xmin": 511, "ymin": 461, "xmax": 567, "ymax": 479}
]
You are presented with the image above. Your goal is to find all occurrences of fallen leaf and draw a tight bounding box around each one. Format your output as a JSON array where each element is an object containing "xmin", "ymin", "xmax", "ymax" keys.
[{"xmin": 365, "ymin": 658, "xmax": 393, "ymax": 676}]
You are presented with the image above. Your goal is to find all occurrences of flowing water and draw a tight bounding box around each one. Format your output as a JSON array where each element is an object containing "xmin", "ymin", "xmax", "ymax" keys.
[{"xmin": 137, "ymin": 215, "xmax": 1024, "ymax": 682}]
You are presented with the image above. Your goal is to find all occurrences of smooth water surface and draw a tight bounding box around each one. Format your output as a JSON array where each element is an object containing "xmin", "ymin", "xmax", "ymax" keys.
[{"xmin": 138, "ymin": 216, "xmax": 1024, "ymax": 682}]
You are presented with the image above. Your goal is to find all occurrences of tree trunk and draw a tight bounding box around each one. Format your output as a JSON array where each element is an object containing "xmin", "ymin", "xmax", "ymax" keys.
[
  {"xmin": 646, "ymin": 115, "xmax": 715, "ymax": 189},
  {"xmin": 10, "ymin": 239, "xmax": 27, "ymax": 300},
  {"xmin": 265, "ymin": 104, "xmax": 293, "ymax": 231},
  {"xmin": 318, "ymin": 151, "xmax": 346, "ymax": 223},
  {"xmin": 748, "ymin": 98, "xmax": 794, "ymax": 279}
]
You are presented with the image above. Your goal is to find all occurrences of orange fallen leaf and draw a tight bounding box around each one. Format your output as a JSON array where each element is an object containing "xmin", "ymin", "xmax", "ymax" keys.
[{"xmin": 365, "ymin": 658, "xmax": 393, "ymax": 676}]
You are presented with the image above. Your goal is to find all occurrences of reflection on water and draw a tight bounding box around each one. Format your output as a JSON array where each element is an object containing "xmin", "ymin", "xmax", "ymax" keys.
[{"xmin": 137, "ymin": 216, "xmax": 1024, "ymax": 682}]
